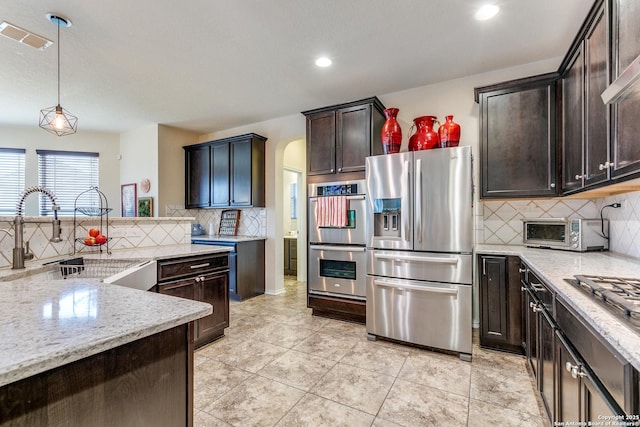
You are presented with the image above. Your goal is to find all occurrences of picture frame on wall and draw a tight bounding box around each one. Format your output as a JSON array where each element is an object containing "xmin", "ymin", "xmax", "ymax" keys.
[
  {"xmin": 121, "ymin": 183, "xmax": 137, "ymax": 217},
  {"xmin": 138, "ymin": 197, "xmax": 153, "ymax": 217}
]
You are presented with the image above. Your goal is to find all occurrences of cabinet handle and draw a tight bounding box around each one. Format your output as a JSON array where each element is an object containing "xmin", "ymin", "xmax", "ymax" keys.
[
  {"xmin": 482, "ymin": 257, "xmax": 486, "ymax": 275},
  {"xmin": 190, "ymin": 263, "xmax": 210, "ymax": 269},
  {"xmin": 599, "ymin": 161, "xmax": 613, "ymax": 170},
  {"xmin": 532, "ymin": 305, "xmax": 543, "ymax": 313},
  {"xmin": 566, "ymin": 362, "xmax": 587, "ymax": 379},
  {"xmin": 519, "ymin": 268, "xmax": 527, "ymax": 273}
]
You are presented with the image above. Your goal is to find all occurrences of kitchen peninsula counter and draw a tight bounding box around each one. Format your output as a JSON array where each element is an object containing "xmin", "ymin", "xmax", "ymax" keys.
[
  {"xmin": 0, "ymin": 243, "xmax": 233, "ymax": 426},
  {"xmin": 476, "ymin": 244, "xmax": 640, "ymax": 370}
]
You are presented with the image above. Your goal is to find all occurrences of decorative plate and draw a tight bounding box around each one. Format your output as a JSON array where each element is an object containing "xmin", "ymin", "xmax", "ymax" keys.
[{"xmin": 140, "ymin": 178, "xmax": 151, "ymax": 193}]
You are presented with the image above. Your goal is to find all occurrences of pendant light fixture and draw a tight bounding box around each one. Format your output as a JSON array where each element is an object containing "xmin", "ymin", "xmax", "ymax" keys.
[{"xmin": 39, "ymin": 13, "xmax": 77, "ymax": 136}]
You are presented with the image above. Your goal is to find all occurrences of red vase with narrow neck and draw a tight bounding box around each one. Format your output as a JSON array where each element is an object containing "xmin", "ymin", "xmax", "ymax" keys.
[
  {"xmin": 408, "ymin": 116, "xmax": 439, "ymax": 151},
  {"xmin": 381, "ymin": 108, "xmax": 402, "ymax": 154},
  {"xmin": 438, "ymin": 115, "xmax": 461, "ymax": 147}
]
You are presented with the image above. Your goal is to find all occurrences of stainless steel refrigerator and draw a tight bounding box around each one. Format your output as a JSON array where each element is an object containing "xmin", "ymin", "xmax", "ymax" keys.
[{"xmin": 365, "ymin": 146, "xmax": 473, "ymax": 361}]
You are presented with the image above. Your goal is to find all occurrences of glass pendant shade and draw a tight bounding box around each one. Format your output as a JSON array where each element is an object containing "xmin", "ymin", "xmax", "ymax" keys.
[
  {"xmin": 39, "ymin": 104, "xmax": 78, "ymax": 136},
  {"xmin": 39, "ymin": 14, "xmax": 77, "ymax": 136}
]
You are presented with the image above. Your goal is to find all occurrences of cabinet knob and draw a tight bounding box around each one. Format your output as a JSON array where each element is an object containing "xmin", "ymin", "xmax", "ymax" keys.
[
  {"xmin": 195, "ymin": 277, "xmax": 201, "ymax": 282},
  {"xmin": 338, "ymin": 168, "xmax": 342, "ymax": 172},
  {"xmin": 550, "ymin": 183, "xmax": 556, "ymax": 188},
  {"xmin": 566, "ymin": 362, "xmax": 586, "ymax": 379},
  {"xmin": 575, "ymin": 174, "xmax": 583, "ymax": 180},
  {"xmin": 518, "ymin": 268, "xmax": 527, "ymax": 273},
  {"xmin": 599, "ymin": 161, "xmax": 613, "ymax": 170},
  {"xmin": 521, "ymin": 286, "xmax": 526, "ymax": 292},
  {"xmin": 331, "ymin": 169, "xmax": 335, "ymax": 173}
]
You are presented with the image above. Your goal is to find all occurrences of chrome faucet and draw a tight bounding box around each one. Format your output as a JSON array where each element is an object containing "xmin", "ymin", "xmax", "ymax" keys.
[{"xmin": 13, "ymin": 186, "xmax": 62, "ymax": 269}]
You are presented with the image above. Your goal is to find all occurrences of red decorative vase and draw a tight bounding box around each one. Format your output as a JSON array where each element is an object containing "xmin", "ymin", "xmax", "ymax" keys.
[
  {"xmin": 438, "ymin": 115, "xmax": 461, "ymax": 148},
  {"xmin": 408, "ymin": 116, "xmax": 439, "ymax": 151},
  {"xmin": 381, "ymin": 108, "xmax": 402, "ymax": 154}
]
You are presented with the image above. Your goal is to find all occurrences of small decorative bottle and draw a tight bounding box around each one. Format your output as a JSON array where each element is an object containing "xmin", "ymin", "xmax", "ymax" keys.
[
  {"xmin": 438, "ymin": 115, "xmax": 461, "ymax": 148},
  {"xmin": 381, "ymin": 108, "xmax": 402, "ymax": 154}
]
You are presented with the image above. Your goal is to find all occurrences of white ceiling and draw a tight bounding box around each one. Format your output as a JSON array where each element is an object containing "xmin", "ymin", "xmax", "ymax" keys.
[{"xmin": 1, "ymin": 0, "xmax": 594, "ymax": 134}]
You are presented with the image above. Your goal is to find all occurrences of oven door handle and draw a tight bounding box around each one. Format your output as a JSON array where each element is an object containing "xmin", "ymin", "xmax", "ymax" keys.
[
  {"xmin": 309, "ymin": 245, "xmax": 366, "ymax": 252},
  {"xmin": 373, "ymin": 253, "xmax": 458, "ymax": 264},
  {"xmin": 374, "ymin": 279, "xmax": 458, "ymax": 296},
  {"xmin": 309, "ymin": 195, "xmax": 365, "ymax": 202}
]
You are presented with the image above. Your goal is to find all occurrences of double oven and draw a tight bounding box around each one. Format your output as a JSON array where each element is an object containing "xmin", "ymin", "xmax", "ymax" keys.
[{"xmin": 307, "ymin": 180, "xmax": 367, "ymax": 300}]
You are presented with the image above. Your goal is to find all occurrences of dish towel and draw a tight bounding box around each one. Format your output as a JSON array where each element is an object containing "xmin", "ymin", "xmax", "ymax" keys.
[{"xmin": 316, "ymin": 196, "xmax": 348, "ymax": 227}]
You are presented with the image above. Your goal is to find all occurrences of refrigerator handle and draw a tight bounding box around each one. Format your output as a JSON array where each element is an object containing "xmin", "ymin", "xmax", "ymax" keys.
[
  {"xmin": 416, "ymin": 158, "xmax": 422, "ymax": 243},
  {"xmin": 402, "ymin": 160, "xmax": 410, "ymax": 241}
]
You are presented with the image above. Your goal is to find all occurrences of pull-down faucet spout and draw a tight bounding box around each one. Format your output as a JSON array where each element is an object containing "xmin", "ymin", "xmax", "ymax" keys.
[{"xmin": 13, "ymin": 186, "xmax": 62, "ymax": 269}]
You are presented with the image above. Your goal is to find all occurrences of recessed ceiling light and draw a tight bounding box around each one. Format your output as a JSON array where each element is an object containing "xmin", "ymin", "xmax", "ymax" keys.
[
  {"xmin": 475, "ymin": 4, "xmax": 499, "ymax": 21},
  {"xmin": 315, "ymin": 57, "xmax": 332, "ymax": 67}
]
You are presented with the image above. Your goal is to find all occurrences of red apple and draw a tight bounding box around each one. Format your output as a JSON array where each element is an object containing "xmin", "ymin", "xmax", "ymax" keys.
[
  {"xmin": 89, "ymin": 228, "xmax": 100, "ymax": 238},
  {"xmin": 84, "ymin": 236, "xmax": 96, "ymax": 246},
  {"xmin": 95, "ymin": 234, "xmax": 107, "ymax": 245}
]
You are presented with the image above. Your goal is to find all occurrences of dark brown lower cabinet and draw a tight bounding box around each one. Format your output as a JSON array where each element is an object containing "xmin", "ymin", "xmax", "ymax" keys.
[
  {"xmin": 159, "ymin": 271, "xmax": 229, "ymax": 348},
  {"xmin": 0, "ymin": 325, "xmax": 193, "ymax": 427},
  {"xmin": 539, "ymin": 309, "xmax": 555, "ymax": 421},
  {"xmin": 478, "ymin": 255, "xmax": 523, "ymax": 353},
  {"xmin": 556, "ymin": 330, "xmax": 622, "ymax": 423}
]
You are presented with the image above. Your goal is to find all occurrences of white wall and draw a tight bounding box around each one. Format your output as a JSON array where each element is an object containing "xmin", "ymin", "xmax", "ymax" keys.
[
  {"xmin": 0, "ymin": 125, "xmax": 120, "ymax": 215},
  {"xmin": 158, "ymin": 125, "xmax": 199, "ymax": 215},
  {"xmin": 119, "ymin": 124, "xmax": 158, "ymax": 216}
]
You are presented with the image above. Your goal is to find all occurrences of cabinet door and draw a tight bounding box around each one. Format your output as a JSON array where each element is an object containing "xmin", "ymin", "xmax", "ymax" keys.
[
  {"xmin": 336, "ymin": 104, "xmax": 371, "ymax": 173},
  {"xmin": 562, "ymin": 45, "xmax": 585, "ymax": 193},
  {"xmin": 479, "ymin": 256, "xmax": 508, "ymax": 345},
  {"xmin": 611, "ymin": 0, "xmax": 640, "ymax": 178},
  {"xmin": 556, "ymin": 331, "xmax": 581, "ymax": 423},
  {"xmin": 306, "ymin": 111, "xmax": 336, "ymax": 175},
  {"xmin": 480, "ymin": 81, "xmax": 557, "ymax": 198},
  {"xmin": 158, "ymin": 278, "xmax": 197, "ymax": 301},
  {"xmin": 584, "ymin": 4, "xmax": 610, "ymax": 186},
  {"xmin": 185, "ymin": 145, "xmax": 210, "ymax": 208},
  {"xmin": 197, "ymin": 272, "xmax": 229, "ymax": 343},
  {"xmin": 230, "ymin": 138, "xmax": 252, "ymax": 206},
  {"xmin": 211, "ymin": 142, "xmax": 230, "ymax": 207},
  {"xmin": 539, "ymin": 310, "xmax": 555, "ymax": 421}
]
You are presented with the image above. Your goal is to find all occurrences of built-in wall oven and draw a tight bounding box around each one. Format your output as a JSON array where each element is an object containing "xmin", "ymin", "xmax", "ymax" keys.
[{"xmin": 308, "ymin": 180, "xmax": 367, "ymax": 300}]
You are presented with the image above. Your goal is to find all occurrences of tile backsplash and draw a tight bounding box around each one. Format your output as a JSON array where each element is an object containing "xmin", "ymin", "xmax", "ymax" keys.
[
  {"xmin": 477, "ymin": 190, "xmax": 640, "ymax": 259},
  {"xmin": 0, "ymin": 217, "xmax": 192, "ymax": 269},
  {"xmin": 166, "ymin": 205, "xmax": 267, "ymax": 237}
]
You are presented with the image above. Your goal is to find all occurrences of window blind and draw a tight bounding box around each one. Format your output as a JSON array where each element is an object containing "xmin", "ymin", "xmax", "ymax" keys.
[
  {"xmin": 0, "ymin": 148, "xmax": 26, "ymax": 215},
  {"xmin": 36, "ymin": 150, "xmax": 99, "ymax": 216}
]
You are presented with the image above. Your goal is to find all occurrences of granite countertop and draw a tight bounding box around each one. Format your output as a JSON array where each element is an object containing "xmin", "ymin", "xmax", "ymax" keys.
[
  {"xmin": 191, "ymin": 235, "xmax": 267, "ymax": 243},
  {"xmin": 476, "ymin": 244, "xmax": 640, "ymax": 370},
  {"xmin": 0, "ymin": 277, "xmax": 211, "ymax": 387},
  {"xmin": 0, "ymin": 243, "xmax": 234, "ymax": 387}
]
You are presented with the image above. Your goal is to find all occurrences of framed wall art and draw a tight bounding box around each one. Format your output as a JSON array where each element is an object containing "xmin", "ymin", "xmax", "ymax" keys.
[
  {"xmin": 121, "ymin": 183, "xmax": 137, "ymax": 217},
  {"xmin": 138, "ymin": 197, "xmax": 153, "ymax": 217}
]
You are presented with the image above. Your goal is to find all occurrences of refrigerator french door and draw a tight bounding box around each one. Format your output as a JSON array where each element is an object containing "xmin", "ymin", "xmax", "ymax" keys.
[{"xmin": 365, "ymin": 146, "xmax": 474, "ymax": 360}]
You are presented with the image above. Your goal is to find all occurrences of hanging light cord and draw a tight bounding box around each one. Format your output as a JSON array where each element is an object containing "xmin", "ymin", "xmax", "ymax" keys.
[{"xmin": 56, "ymin": 21, "xmax": 60, "ymax": 106}]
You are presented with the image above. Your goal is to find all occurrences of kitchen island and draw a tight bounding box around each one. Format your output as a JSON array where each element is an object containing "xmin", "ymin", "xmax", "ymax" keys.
[{"xmin": 0, "ymin": 244, "xmax": 230, "ymax": 426}]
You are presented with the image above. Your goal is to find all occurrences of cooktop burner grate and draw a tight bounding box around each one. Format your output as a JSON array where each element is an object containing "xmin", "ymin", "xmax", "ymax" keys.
[{"xmin": 569, "ymin": 275, "xmax": 640, "ymax": 325}]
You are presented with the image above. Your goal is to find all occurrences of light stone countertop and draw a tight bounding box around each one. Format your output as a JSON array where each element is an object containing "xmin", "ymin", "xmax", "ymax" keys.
[
  {"xmin": 191, "ymin": 235, "xmax": 267, "ymax": 243},
  {"xmin": 0, "ymin": 244, "xmax": 232, "ymax": 387},
  {"xmin": 476, "ymin": 244, "xmax": 640, "ymax": 371}
]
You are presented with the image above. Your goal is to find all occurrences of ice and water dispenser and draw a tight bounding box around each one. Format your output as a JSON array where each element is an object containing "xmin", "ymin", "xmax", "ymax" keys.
[{"xmin": 372, "ymin": 198, "xmax": 403, "ymax": 239}]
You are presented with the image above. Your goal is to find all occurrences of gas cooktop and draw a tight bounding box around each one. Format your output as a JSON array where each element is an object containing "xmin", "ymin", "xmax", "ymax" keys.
[{"xmin": 566, "ymin": 274, "xmax": 640, "ymax": 329}]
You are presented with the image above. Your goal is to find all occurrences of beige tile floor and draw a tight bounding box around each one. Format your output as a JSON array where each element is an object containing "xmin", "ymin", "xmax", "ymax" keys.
[{"xmin": 194, "ymin": 278, "xmax": 548, "ymax": 427}]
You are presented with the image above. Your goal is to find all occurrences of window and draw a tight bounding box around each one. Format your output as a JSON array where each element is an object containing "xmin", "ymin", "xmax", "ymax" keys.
[
  {"xmin": 0, "ymin": 148, "xmax": 26, "ymax": 215},
  {"xmin": 290, "ymin": 182, "xmax": 297, "ymax": 219},
  {"xmin": 37, "ymin": 150, "xmax": 99, "ymax": 216}
]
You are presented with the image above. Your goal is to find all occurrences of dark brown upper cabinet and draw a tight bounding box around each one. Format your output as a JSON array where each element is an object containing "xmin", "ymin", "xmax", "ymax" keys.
[
  {"xmin": 476, "ymin": 74, "xmax": 558, "ymax": 199},
  {"xmin": 610, "ymin": 0, "xmax": 640, "ymax": 180},
  {"xmin": 184, "ymin": 133, "xmax": 266, "ymax": 209},
  {"xmin": 560, "ymin": 1, "xmax": 610, "ymax": 195},
  {"xmin": 303, "ymin": 97, "xmax": 385, "ymax": 179}
]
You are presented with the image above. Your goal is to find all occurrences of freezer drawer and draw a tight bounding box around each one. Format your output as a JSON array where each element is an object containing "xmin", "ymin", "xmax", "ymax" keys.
[
  {"xmin": 366, "ymin": 276, "xmax": 472, "ymax": 355},
  {"xmin": 367, "ymin": 250, "xmax": 472, "ymax": 284}
]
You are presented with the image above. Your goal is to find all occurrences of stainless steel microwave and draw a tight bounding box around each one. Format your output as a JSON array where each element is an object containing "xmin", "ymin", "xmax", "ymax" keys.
[{"xmin": 522, "ymin": 218, "xmax": 608, "ymax": 252}]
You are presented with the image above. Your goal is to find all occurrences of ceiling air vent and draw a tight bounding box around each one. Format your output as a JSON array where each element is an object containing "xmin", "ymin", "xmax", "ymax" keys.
[{"xmin": 0, "ymin": 21, "xmax": 53, "ymax": 50}]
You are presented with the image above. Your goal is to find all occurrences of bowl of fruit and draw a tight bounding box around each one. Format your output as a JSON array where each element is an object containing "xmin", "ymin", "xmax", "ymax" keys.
[{"xmin": 84, "ymin": 228, "xmax": 107, "ymax": 246}]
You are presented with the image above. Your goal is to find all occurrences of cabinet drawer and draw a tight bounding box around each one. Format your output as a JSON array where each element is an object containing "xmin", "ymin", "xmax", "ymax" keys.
[
  {"xmin": 158, "ymin": 254, "xmax": 229, "ymax": 282},
  {"xmin": 556, "ymin": 298, "xmax": 631, "ymax": 413}
]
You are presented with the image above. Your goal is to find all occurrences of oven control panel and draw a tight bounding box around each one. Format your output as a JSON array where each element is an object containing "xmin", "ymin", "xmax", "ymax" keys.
[{"xmin": 315, "ymin": 183, "xmax": 359, "ymax": 196}]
